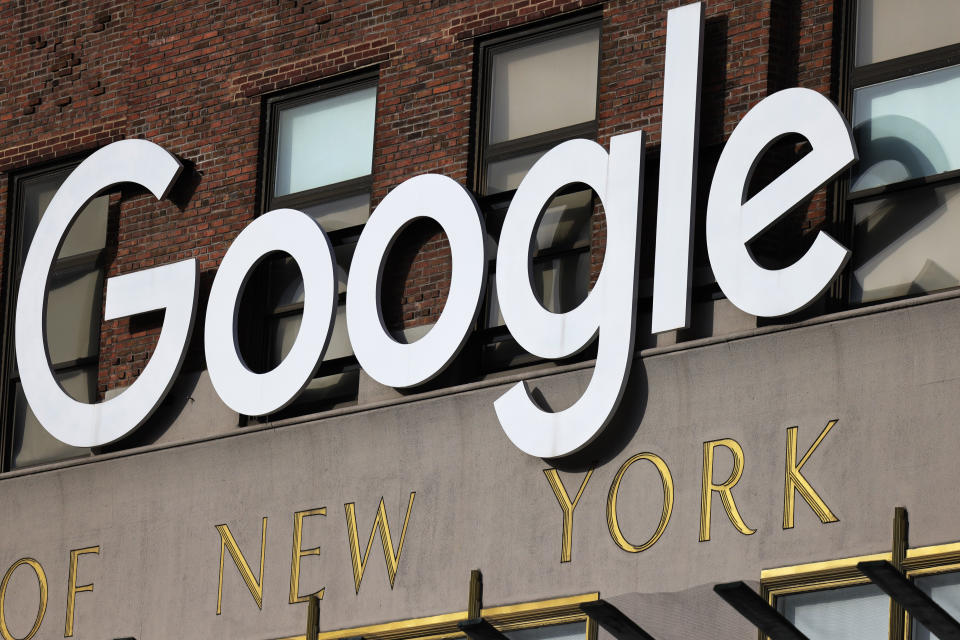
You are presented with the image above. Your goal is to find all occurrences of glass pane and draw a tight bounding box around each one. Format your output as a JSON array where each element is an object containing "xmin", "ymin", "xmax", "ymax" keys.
[
  {"xmin": 271, "ymin": 303, "xmax": 352, "ymax": 365},
  {"xmin": 488, "ymin": 26, "xmax": 599, "ymax": 144},
  {"xmin": 19, "ymin": 170, "xmax": 108, "ymax": 263},
  {"xmin": 856, "ymin": 0, "xmax": 960, "ymax": 66},
  {"xmin": 269, "ymin": 241, "xmax": 354, "ymax": 311},
  {"xmin": 533, "ymin": 252, "xmax": 590, "ymax": 313},
  {"xmin": 325, "ymin": 303, "xmax": 352, "ymax": 361},
  {"xmin": 61, "ymin": 196, "xmax": 109, "ymax": 258},
  {"xmin": 46, "ymin": 266, "xmax": 103, "ymax": 364},
  {"xmin": 485, "ymin": 272, "xmax": 504, "ymax": 328},
  {"xmin": 915, "ymin": 571, "xmax": 960, "ymax": 640},
  {"xmin": 851, "ymin": 182, "xmax": 960, "ymax": 303},
  {"xmin": 11, "ymin": 368, "xmax": 94, "ymax": 468},
  {"xmin": 269, "ymin": 256, "xmax": 304, "ymax": 311},
  {"xmin": 505, "ymin": 623, "xmax": 584, "ymax": 640},
  {"xmin": 779, "ymin": 584, "xmax": 888, "ymax": 640},
  {"xmin": 274, "ymin": 85, "xmax": 377, "ymax": 196},
  {"xmin": 485, "ymin": 252, "xmax": 590, "ymax": 327},
  {"xmin": 272, "ymin": 313, "xmax": 301, "ymax": 364},
  {"xmin": 287, "ymin": 368, "xmax": 360, "ymax": 409},
  {"xmin": 301, "ymin": 193, "xmax": 370, "ymax": 234},
  {"xmin": 852, "ymin": 65, "xmax": 960, "ymax": 191},
  {"xmin": 18, "ymin": 171, "xmax": 63, "ymax": 259},
  {"xmin": 395, "ymin": 323, "xmax": 432, "ymax": 344},
  {"xmin": 534, "ymin": 189, "xmax": 593, "ymax": 252},
  {"xmin": 333, "ymin": 242, "xmax": 356, "ymax": 296},
  {"xmin": 485, "ymin": 150, "xmax": 547, "ymax": 195},
  {"xmin": 481, "ymin": 335, "xmax": 539, "ymax": 370}
]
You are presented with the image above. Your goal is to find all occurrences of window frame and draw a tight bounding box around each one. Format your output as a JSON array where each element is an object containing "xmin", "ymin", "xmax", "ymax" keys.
[
  {"xmin": 470, "ymin": 11, "xmax": 603, "ymax": 374},
  {"xmin": 760, "ymin": 541, "xmax": 960, "ymax": 640},
  {"xmin": 302, "ymin": 593, "xmax": 599, "ymax": 640},
  {"xmin": 472, "ymin": 10, "xmax": 603, "ymax": 198},
  {"xmin": 839, "ymin": 0, "xmax": 960, "ymax": 306},
  {"xmin": 260, "ymin": 70, "xmax": 378, "ymax": 243},
  {"xmin": 251, "ymin": 70, "xmax": 379, "ymax": 417},
  {"xmin": 0, "ymin": 157, "xmax": 111, "ymax": 470}
]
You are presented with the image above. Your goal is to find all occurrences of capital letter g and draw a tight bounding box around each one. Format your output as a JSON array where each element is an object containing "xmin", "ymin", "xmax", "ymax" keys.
[{"xmin": 15, "ymin": 140, "xmax": 198, "ymax": 447}]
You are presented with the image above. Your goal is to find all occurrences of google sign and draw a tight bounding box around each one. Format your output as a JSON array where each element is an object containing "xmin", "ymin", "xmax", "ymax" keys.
[{"xmin": 14, "ymin": 3, "xmax": 856, "ymax": 460}]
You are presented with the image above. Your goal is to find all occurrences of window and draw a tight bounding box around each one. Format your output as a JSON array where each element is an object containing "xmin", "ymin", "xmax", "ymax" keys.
[
  {"xmin": 845, "ymin": 0, "xmax": 960, "ymax": 304},
  {"xmin": 254, "ymin": 74, "xmax": 377, "ymax": 415},
  {"xmin": 2, "ymin": 164, "xmax": 110, "ymax": 469},
  {"xmin": 912, "ymin": 570, "xmax": 960, "ymax": 640},
  {"xmin": 474, "ymin": 14, "xmax": 601, "ymax": 371},
  {"xmin": 777, "ymin": 582, "xmax": 888, "ymax": 639},
  {"xmin": 761, "ymin": 542, "xmax": 960, "ymax": 640}
]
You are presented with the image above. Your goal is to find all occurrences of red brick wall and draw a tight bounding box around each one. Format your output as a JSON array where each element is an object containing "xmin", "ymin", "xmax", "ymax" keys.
[{"xmin": 0, "ymin": 0, "xmax": 837, "ymax": 399}]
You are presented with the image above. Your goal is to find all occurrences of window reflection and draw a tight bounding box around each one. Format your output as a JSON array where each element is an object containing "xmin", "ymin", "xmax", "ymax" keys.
[
  {"xmin": 778, "ymin": 584, "xmax": 888, "ymax": 640},
  {"xmin": 915, "ymin": 571, "xmax": 960, "ymax": 640},
  {"xmin": 852, "ymin": 65, "xmax": 960, "ymax": 191},
  {"xmin": 851, "ymin": 182, "xmax": 960, "ymax": 302}
]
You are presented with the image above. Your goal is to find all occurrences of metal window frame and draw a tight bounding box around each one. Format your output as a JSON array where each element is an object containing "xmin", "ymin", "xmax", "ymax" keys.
[
  {"xmin": 472, "ymin": 10, "xmax": 603, "ymax": 198},
  {"xmin": 251, "ymin": 70, "xmax": 379, "ymax": 417},
  {"xmin": 469, "ymin": 11, "xmax": 603, "ymax": 375},
  {"xmin": 0, "ymin": 159, "xmax": 111, "ymax": 470},
  {"xmin": 476, "ymin": 188, "xmax": 597, "ymax": 373},
  {"xmin": 261, "ymin": 71, "xmax": 379, "ymax": 218},
  {"xmin": 838, "ymin": 0, "xmax": 960, "ymax": 307}
]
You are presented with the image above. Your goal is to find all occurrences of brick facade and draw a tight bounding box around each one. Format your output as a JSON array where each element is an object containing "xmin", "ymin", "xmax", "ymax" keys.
[{"xmin": 0, "ymin": 0, "xmax": 836, "ymax": 401}]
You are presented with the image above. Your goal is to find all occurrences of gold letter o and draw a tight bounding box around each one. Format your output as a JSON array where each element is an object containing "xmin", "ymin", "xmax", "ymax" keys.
[
  {"xmin": 607, "ymin": 453, "xmax": 675, "ymax": 552},
  {"xmin": 0, "ymin": 558, "xmax": 47, "ymax": 640}
]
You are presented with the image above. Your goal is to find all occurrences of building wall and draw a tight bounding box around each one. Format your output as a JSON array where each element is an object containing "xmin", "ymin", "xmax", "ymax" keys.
[{"xmin": 8, "ymin": 1, "xmax": 956, "ymax": 640}]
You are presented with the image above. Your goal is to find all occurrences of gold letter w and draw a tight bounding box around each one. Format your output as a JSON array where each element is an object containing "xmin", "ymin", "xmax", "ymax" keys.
[{"xmin": 344, "ymin": 493, "xmax": 415, "ymax": 593}]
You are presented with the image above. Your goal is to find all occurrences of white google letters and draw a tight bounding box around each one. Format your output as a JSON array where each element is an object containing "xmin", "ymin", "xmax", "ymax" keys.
[{"xmin": 12, "ymin": 2, "xmax": 857, "ymax": 458}]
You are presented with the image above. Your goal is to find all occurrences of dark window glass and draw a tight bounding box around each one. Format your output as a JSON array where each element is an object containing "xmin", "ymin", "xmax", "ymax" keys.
[{"xmin": 5, "ymin": 166, "xmax": 109, "ymax": 468}]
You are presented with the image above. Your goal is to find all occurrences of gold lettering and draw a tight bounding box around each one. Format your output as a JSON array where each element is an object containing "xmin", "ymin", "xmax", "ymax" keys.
[
  {"xmin": 700, "ymin": 438, "xmax": 756, "ymax": 541},
  {"xmin": 64, "ymin": 546, "xmax": 98, "ymax": 637},
  {"xmin": 784, "ymin": 420, "xmax": 839, "ymax": 529},
  {"xmin": 0, "ymin": 558, "xmax": 47, "ymax": 640},
  {"xmin": 607, "ymin": 454, "xmax": 674, "ymax": 552},
  {"xmin": 543, "ymin": 468, "xmax": 593, "ymax": 563},
  {"xmin": 216, "ymin": 517, "xmax": 267, "ymax": 615},
  {"xmin": 344, "ymin": 493, "xmax": 415, "ymax": 593},
  {"xmin": 290, "ymin": 508, "xmax": 326, "ymax": 604}
]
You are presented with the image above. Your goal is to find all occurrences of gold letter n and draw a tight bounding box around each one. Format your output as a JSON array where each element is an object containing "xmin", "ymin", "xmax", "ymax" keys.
[
  {"xmin": 216, "ymin": 517, "xmax": 267, "ymax": 615},
  {"xmin": 784, "ymin": 420, "xmax": 839, "ymax": 529},
  {"xmin": 344, "ymin": 493, "xmax": 415, "ymax": 593}
]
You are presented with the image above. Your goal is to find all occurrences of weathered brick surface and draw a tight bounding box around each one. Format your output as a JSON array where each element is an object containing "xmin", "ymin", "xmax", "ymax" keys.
[{"xmin": 0, "ymin": 0, "xmax": 836, "ymax": 400}]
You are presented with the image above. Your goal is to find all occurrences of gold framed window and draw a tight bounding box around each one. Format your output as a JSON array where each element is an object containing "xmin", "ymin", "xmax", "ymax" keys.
[{"xmin": 761, "ymin": 542, "xmax": 960, "ymax": 639}]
